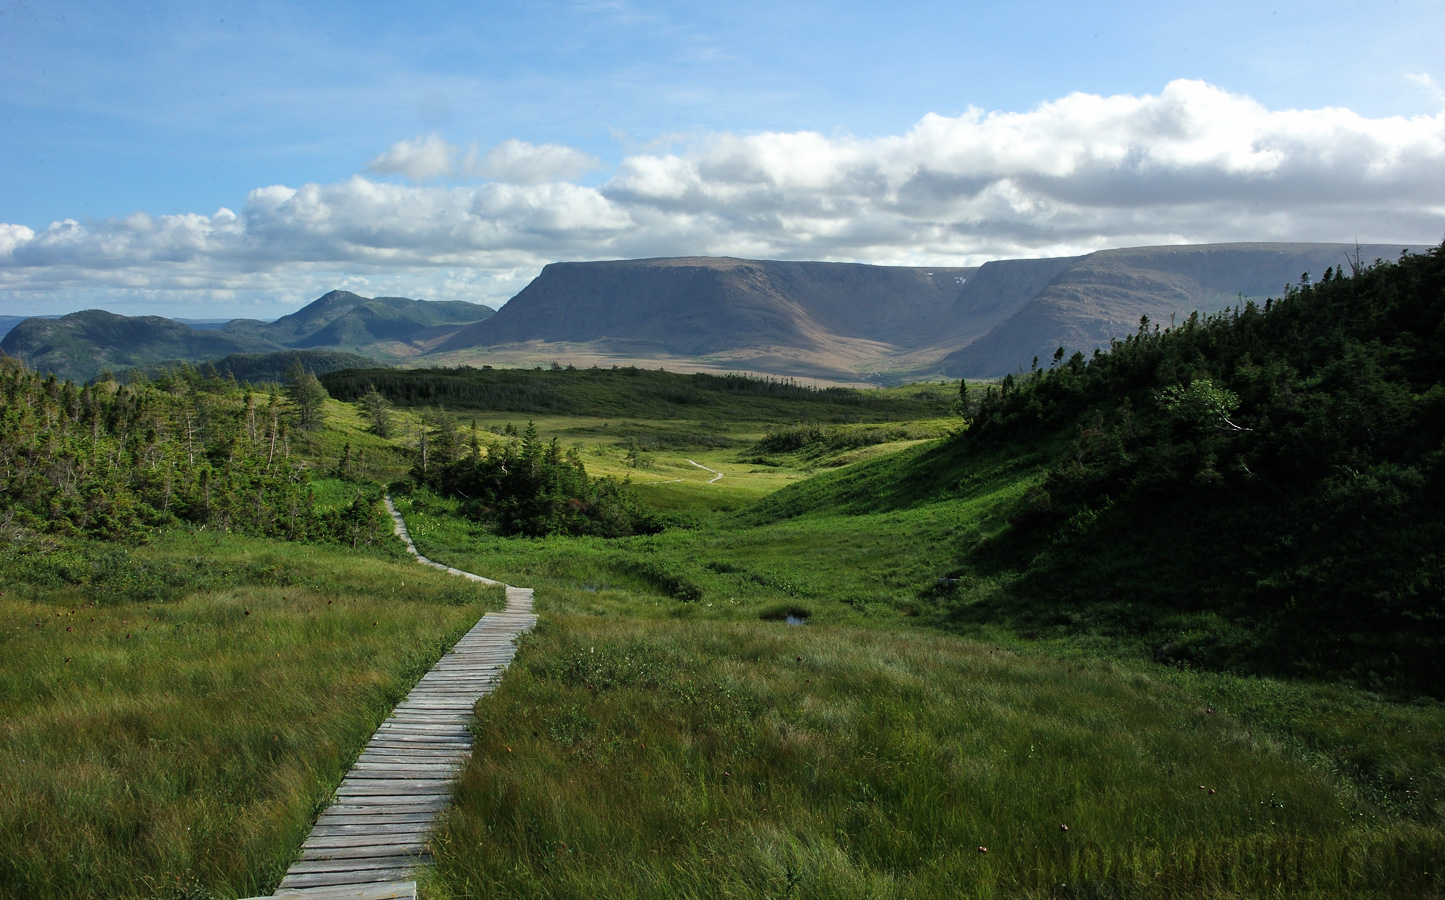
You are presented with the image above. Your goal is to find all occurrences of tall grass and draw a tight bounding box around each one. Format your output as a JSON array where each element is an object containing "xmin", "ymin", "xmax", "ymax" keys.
[
  {"xmin": 0, "ymin": 529, "xmax": 503, "ymax": 899},
  {"xmin": 426, "ymin": 616, "xmax": 1442, "ymax": 898}
]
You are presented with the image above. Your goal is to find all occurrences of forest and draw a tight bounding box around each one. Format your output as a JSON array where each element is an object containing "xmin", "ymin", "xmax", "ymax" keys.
[
  {"xmin": 0, "ymin": 358, "xmax": 388, "ymax": 546},
  {"xmin": 939, "ymin": 244, "xmax": 1445, "ymax": 692}
]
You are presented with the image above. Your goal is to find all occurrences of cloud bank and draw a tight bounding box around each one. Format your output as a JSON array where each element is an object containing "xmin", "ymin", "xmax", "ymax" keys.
[{"xmin": 4, "ymin": 80, "xmax": 1442, "ymax": 315}]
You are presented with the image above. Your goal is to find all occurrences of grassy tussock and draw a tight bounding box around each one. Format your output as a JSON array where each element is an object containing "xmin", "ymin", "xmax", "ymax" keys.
[
  {"xmin": 426, "ymin": 617, "xmax": 1442, "ymax": 898},
  {"xmin": 0, "ymin": 530, "xmax": 504, "ymax": 900}
]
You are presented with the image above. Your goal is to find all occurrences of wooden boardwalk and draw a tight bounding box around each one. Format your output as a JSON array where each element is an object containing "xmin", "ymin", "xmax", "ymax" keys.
[{"xmin": 244, "ymin": 498, "xmax": 535, "ymax": 899}]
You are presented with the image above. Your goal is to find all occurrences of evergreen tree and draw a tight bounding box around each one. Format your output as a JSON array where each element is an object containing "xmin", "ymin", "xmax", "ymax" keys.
[{"xmin": 284, "ymin": 359, "xmax": 328, "ymax": 431}]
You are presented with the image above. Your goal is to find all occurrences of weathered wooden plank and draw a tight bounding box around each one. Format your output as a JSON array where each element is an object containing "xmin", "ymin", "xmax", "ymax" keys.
[
  {"xmin": 279, "ymin": 867, "xmax": 416, "ymax": 889},
  {"xmin": 319, "ymin": 808, "xmax": 447, "ymax": 820},
  {"xmin": 302, "ymin": 832, "xmax": 432, "ymax": 850},
  {"xmin": 309, "ymin": 822, "xmax": 437, "ymax": 837},
  {"xmin": 351, "ymin": 761, "xmax": 462, "ymax": 773},
  {"xmin": 364, "ymin": 735, "xmax": 471, "ymax": 747},
  {"xmin": 247, "ymin": 880, "xmax": 416, "ymax": 900},
  {"xmin": 368, "ymin": 725, "xmax": 471, "ymax": 735},
  {"xmin": 347, "ymin": 769, "xmax": 460, "ymax": 782},
  {"xmin": 324, "ymin": 793, "xmax": 454, "ymax": 808},
  {"xmin": 336, "ymin": 780, "xmax": 452, "ymax": 795},
  {"xmin": 352, "ymin": 754, "xmax": 467, "ymax": 767},
  {"xmin": 353, "ymin": 751, "xmax": 467, "ymax": 764},
  {"xmin": 287, "ymin": 860, "xmax": 427, "ymax": 878},
  {"xmin": 385, "ymin": 711, "xmax": 474, "ymax": 720},
  {"xmin": 310, "ymin": 826, "xmax": 433, "ymax": 837}
]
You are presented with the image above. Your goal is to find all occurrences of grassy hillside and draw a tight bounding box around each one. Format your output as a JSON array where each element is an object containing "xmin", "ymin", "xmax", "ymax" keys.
[
  {"xmin": 0, "ymin": 292, "xmax": 494, "ymax": 384},
  {"xmin": 0, "ymin": 310, "xmax": 273, "ymax": 383},
  {"xmin": 771, "ymin": 245, "xmax": 1445, "ymax": 695}
]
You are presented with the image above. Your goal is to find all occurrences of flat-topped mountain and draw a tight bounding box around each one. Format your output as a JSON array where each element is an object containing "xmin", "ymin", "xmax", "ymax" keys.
[
  {"xmin": 436, "ymin": 258, "xmax": 979, "ymax": 359},
  {"xmin": 433, "ymin": 244, "xmax": 1425, "ymax": 380},
  {"xmin": 1, "ymin": 292, "xmax": 494, "ymax": 382}
]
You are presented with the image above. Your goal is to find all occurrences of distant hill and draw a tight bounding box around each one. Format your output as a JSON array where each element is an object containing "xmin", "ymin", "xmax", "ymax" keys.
[
  {"xmin": 940, "ymin": 243, "xmax": 1422, "ymax": 377},
  {"xmin": 223, "ymin": 290, "xmax": 493, "ymax": 349},
  {"xmin": 0, "ymin": 311, "xmax": 273, "ymax": 383},
  {"xmin": 0, "ymin": 292, "xmax": 494, "ymax": 383},
  {"xmin": 7, "ymin": 244, "xmax": 1432, "ymax": 385},
  {"xmin": 0, "ymin": 314, "xmax": 59, "ymax": 340}
]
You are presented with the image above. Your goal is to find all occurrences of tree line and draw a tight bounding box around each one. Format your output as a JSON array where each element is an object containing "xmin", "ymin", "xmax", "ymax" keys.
[
  {"xmin": 404, "ymin": 416, "xmax": 659, "ymax": 538},
  {"xmin": 0, "ymin": 356, "xmax": 385, "ymax": 545},
  {"xmin": 949, "ymin": 243, "xmax": 1445, "ymax": 692}
]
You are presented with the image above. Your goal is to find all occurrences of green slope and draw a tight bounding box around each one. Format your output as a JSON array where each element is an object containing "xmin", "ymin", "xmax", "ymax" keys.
[
  {"xmin": 0, "ymin": 310, "xmax": 276, "ymax": 382},
  {"xmin": 752, "ymin": 244, "xmax": 1445, "ymax": 695},
  {"xmin": 0, "ymin": 292, "xmax": 496, "ymax": 383}
]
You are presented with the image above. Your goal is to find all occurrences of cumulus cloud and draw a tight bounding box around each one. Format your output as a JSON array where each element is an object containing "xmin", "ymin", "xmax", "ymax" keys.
[
  {"xmin": 4, "ymin": 80, "xmax": 1442, "ymax": 315},
  {"xmin": 367, "ymin": 135, "xmax": 601, "ymax": 184},
  {"xmin": 464, "ymin": 139, "xmax": 602, "ymax": 183},
  {"xmin": 365, "ymin": 133, "xmax": 459, "ymax": 182}
]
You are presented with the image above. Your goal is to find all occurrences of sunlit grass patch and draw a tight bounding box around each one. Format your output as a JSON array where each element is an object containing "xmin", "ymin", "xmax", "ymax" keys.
[
  {"xmin": 428, "ymin": 617, "xmax": 1442, "ymax": 898},
  {"xmin": 0, "ymin": 529, "xmax": 504, "ymax": 900}
]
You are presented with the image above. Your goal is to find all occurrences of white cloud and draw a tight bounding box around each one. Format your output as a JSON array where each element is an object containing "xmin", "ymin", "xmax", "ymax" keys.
[
  {"xmin": 1406, "ymin": 72, "xmax": 1444, "ymax": 107},
  {"xmin": 464, "ymin": 139, "xmax": 602, "ymax": 184},
  {"xmin": 367, "ymin": 135, "xmax": 601, "ymax": 185},
  {"xmin": 3, "ymin": 80, "xmax": 1442, "ymax": 316},
  {"xmin": 366, "ymin": 133, "xmax": 458, "ymax": 182}
]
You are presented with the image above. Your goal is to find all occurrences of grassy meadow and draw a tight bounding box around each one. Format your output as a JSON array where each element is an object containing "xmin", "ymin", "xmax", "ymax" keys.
[
  {"xmin": 384, "ymin": 378, "xmax": 1443, "ymax": 899},
  {"xmin": 0, "ymin": 519, "xmax": 503, "ymax": 898},
  {"xmin": 3, "ymin": 364, "xmax": 1442, "ymax": 898}
]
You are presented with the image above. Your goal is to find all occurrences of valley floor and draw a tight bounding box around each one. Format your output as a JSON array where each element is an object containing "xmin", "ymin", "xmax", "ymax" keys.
[{"xmin": 2, "ymin": 374, "xmax": 1441, "ymax": 899}]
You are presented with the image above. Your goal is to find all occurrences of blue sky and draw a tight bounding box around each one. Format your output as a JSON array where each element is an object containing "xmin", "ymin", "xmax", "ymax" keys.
[{"xmin": 2, "ymin": 0, "xmax": 1442, "ymax": 317}]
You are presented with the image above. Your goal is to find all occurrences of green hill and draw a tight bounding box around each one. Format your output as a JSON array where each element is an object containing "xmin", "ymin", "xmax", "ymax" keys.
[
  {"xmin": 941, "ymin": 242, "xmax": 1420, "ymax": 377},
  {"xmin": 244, "ymin": 290, "xmax": 494, "ymax": 348},
  {"xmin": 754, "ymin": 244, "xmax": 1445, "ymax": 695},
  {"xmin": 0, "ymin": 292, "xmax": 495, "ymax": 383},
  {"xmin": 0, "ymin": 310, "xmax": 273, "ymax": 383}
]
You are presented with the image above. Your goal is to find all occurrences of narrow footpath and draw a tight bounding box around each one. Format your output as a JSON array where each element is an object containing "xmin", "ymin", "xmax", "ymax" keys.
[
  {"xmin": 244, "ymin": 497, "xmax": 536, "ymax": 900},
  {"xmin": 686, "ymin": 458, "xmax": 724, "ymax": 483}
]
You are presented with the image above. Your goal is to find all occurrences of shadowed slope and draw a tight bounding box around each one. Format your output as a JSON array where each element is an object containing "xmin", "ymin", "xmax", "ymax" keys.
[{"xmin": 943, "ymin": 243, "xmax": 1423, "ymax": 377}]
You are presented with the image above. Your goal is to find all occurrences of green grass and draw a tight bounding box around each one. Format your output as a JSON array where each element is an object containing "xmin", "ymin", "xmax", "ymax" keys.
[
  {"xmin": 422, "ymin": 616, "xmax": 1443, "ymax": 898},
  {"xmin": 0, "ymin": 528, "xmax": 504, "ymax": 900},
  {"xmin": 391, "ymin": 414, "xmax": 1445, "ymax": 899},
  {"xmin": 7, "ymin": 363, "xmax": 1444, "ymax": 898},
  {"xmin": 290, "ymin": 396, "xmax": 418, "ymax": 484}
]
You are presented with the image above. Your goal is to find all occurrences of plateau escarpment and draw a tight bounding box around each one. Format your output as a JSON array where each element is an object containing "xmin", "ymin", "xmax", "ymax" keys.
[
  {"xmin": 435, "ymin": 257, "xmax": 980, "ymax": 358},
  {"xmin": 435, "ymin": 243, "xmax": 1425, "ymax": 381}
]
